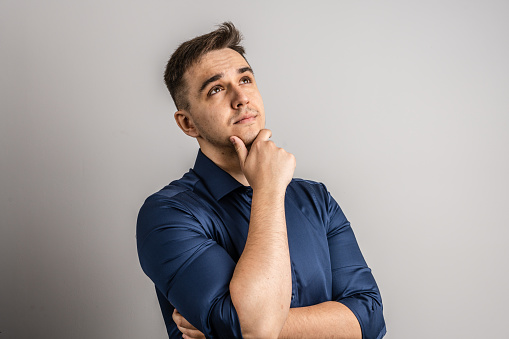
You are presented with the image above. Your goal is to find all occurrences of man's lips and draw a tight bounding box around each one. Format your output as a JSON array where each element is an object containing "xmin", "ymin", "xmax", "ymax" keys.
[{"xmin": 233, "ymin": 114, "xmax": 257, "ymax": 124}]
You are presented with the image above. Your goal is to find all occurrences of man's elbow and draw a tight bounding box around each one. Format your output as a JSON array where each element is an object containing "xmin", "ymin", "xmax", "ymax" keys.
[
  {"xmin": 240, "ymin": 323, "xmax": 284, "ymax": 339},
  {"xmin": 234, "ymin": 303, "xmax": 288, "ymax": 339},
  {"xmin": 230, "ymin": 278, "xmax": 291, "ymax": 338},
  {"xmin": 340, "ymin": 292, "xmax": 386, "ymax": 339},
  {"xmin": 232, "ymin": 297, "xmax": 288, "ymax": 339}
]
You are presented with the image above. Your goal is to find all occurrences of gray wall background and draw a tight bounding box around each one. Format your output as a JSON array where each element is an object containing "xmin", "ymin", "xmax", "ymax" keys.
[{"xmin": 1, "ymin": 1, "xmax": 508, "ymax": 338}]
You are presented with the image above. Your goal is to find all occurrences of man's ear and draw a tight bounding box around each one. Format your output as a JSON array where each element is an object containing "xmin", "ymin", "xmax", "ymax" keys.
[{"xmin": 174, "ymin": 110, "xmax": 200, "ymax": 138}]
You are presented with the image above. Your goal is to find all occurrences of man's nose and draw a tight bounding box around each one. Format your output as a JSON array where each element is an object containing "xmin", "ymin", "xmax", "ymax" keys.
[{"xmin": 231, "ymin": 86, "xmax": 249, "ymax": 109}]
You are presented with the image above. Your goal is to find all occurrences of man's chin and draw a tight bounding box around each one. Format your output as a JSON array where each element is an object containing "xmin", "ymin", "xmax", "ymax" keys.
[
  {"xmin": 243, "ymin": 129, "xmax": 262, "ymax": 147},
  {"xmin": 228, "ymin": 128, "xmax": 262, "ymax": 150},
  {"xmin": 240, "ymin": 135, "xmax": 256, "ymax": 150}
]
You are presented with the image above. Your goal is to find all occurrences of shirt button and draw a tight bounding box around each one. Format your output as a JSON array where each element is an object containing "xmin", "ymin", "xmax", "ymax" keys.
[{"xmin": 291, "ymin": 293, "xmax": 295, "ymax": 300}]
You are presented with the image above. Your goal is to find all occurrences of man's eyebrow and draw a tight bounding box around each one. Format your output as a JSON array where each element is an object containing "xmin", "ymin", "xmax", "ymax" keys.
[
  {"xmin": 199, "ymin": 73, "xmax": 224, "ymax": 93},
  {"xmin": 238, "ymin": 66, "xmax": 254, "ymax": 75},
  {"xmin": 198, "ymin": 67, "xmax": 254, "ymax": 94}
]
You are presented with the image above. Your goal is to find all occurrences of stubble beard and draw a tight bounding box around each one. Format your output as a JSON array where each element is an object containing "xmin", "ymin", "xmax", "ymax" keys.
[{"xmin": 196, "ymin": 110, "xmax": 262, "ymax": 150}]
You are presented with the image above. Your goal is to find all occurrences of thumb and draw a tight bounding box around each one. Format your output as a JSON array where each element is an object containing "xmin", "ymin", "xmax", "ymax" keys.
[{"xmin": 230, "ymin": 136, "xmax": 248, "ymax": 165}]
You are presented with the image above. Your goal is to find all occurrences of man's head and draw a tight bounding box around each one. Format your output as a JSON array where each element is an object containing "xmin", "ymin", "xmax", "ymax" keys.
[
  {"xmin": 165, "ymin": 22, "xmax": 265, "ymax": 155},
  {"xmin": 164, "ymin": 22, "xmax": 246, "ymax": 111}
]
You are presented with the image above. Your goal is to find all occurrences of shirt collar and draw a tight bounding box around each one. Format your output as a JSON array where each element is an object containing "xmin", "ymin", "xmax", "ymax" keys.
[{"xmin": 192, "ymin": 149, "xmax": 244, "ymax": 201}]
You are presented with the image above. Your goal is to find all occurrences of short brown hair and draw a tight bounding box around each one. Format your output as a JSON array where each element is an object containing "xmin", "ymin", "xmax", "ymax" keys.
[{"xmin": 164, "ymin": 22, "xmax": 247, "ymax": 110}]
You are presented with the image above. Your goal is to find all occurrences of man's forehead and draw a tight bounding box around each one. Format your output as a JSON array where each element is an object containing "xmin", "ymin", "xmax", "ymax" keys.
[{"xmin": 187, "ymin": 48, "xmax": 250, "ymax": 80}]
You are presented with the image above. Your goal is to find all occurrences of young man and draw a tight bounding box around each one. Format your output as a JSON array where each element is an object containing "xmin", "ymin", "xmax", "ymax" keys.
[{"xmin": 137, "ymin": 22, "xmax": 386, "ymax": 339}]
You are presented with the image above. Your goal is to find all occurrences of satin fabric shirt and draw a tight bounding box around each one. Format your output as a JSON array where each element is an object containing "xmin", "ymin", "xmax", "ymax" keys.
[{"xmin": 137, "ymin": 150, "xmax": 386, "ymax": 338}]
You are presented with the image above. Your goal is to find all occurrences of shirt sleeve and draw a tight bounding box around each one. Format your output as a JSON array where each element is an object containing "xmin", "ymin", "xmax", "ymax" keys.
[
  {"xmin": 136, "ymin": 193, "xmax": 243, "ymax": 339},
  {"xmin": 325, "ymin": 188, "xmax": 387, "ymax": 339}
]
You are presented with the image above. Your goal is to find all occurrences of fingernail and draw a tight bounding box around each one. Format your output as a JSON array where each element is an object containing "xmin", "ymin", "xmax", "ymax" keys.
[{"xmin": 230, "ymin": 137, "xmax": 235, "ymax": 144}]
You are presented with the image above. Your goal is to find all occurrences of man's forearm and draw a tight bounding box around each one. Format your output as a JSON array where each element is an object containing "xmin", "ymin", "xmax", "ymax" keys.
[
  {"xmin": 279, "ymin": 301, "xmax": 362, "ymax": 339},
  {"xmin": 228, "ymin": 130, "xmax": 295, "ymax": 338},
  {"xmin": 229, "ymin": 189, "xmax": 292, "ymax": 338}
]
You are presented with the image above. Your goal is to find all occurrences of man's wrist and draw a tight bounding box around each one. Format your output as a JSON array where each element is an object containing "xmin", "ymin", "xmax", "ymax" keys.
[{"xmin": 252, "ymin": 186, "xmax": 287, "ymax": 201}]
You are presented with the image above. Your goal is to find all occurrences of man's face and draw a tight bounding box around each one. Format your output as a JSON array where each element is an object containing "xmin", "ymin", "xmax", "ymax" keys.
[{"xmin": 179, "ymin": 48, "xmax": 265, "ymax": 151}]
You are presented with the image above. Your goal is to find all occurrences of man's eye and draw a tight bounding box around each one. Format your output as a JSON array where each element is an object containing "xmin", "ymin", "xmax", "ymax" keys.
[
  {"xmin": 208, "ymin": 86, "xmax": 223, "ymax": 96},
  {"xmin": 240, "ymin": 77, "xmax": 252, "ymax": 84}
]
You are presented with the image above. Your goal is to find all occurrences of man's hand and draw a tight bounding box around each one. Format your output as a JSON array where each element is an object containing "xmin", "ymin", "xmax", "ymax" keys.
[
  {"xmin": 230, "ymin": 129, "xmax": 295, "ymax": 192},
  {"xmin": 172, "ymin": 309, "xmax": 205, "ymax": 339}
]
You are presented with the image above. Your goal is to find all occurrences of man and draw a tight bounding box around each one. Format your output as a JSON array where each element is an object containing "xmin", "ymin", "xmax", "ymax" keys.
[{"xmin": 137, "ymin": 22, "xmax": 386, "ymax": 339}]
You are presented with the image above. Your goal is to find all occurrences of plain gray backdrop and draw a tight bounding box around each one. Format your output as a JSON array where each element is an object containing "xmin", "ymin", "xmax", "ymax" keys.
[{"xmin": 1, "ymin": 1, "xmax": 508, "ymax": 338}]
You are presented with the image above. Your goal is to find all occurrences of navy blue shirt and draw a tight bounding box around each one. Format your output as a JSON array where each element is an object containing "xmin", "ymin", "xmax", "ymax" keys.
[{"xmin": 137, "ymin": 150, "xmax": 386, "ymax": 338}]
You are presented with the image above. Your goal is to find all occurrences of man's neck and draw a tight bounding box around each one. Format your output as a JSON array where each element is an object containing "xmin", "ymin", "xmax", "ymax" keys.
[{"xmin": 200, "ymin": 144, "xmax": 250, "ymax": 186}]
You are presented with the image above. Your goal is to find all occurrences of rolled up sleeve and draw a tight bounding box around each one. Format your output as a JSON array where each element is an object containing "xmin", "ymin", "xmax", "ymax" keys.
[
  {"xmin": 136, "ymin": 193, "xmax": 243, "ymax": 338},
  {"xmin": 326, "ymin": 191, "xmax": 386, "ymax": 339}
]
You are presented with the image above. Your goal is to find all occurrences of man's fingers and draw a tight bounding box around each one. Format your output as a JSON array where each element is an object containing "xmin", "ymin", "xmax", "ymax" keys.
[
  {"xmin": 173, "ymin": 309, "xmax": 205, "ymax": 339},
  {"xmin": 172, "ymin": 309, "xmax": 193, "ymax": 329},
  {"xmin": 230, "ymin": 129, "xmax": 272, "ymax": 164},
  {"xmin": 230, "ymin": 136, "xmax": 248, "ymax": 164},
  {"xmin": 256, "ymin": 128, "xmax": 272, "ymax": 141},
  {"xmin": 181, "ymin": 328, "xmax": 206, "ymax": 339}
]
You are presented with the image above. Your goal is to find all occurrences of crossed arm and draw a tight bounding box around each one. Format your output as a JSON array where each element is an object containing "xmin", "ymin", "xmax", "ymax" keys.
[{"xmin": 174, "ymin": 301, "xmax": 361, "ymax": 339}]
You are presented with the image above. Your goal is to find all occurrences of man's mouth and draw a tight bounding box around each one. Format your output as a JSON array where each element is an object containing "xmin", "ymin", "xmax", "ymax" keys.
[{"xmin": 233, "ymin": 111, "xmax": 257, "ymax": 124}]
